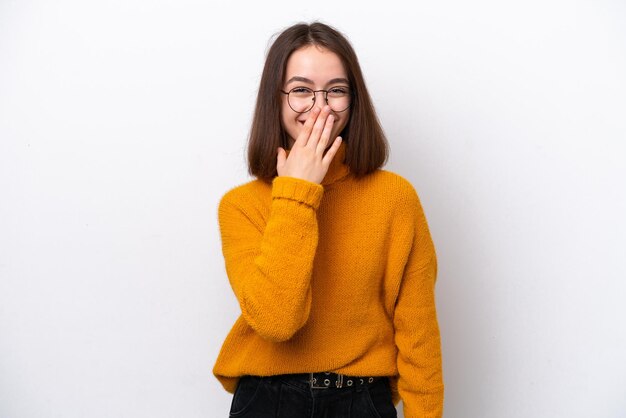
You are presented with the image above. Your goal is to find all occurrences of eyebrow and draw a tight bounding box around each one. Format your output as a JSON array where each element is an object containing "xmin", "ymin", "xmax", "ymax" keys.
[{"xmin": 286, "ymin": 76, "xmax": 350, "ymax": 86}]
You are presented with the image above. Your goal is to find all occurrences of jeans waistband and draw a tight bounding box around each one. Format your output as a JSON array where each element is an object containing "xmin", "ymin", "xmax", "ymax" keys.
[{"xmin": 269, "ymin": 372, "xmax": 386, "ymax": 391}]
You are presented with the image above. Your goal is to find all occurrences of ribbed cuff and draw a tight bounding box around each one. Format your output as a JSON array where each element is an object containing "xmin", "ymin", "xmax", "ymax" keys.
[{"xmin": 271, "ymin": 176, "xmax": 324, "ymax": 210}]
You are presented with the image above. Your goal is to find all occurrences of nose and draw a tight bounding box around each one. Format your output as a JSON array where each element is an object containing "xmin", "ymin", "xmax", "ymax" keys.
[{"xmin": 312, "ymin": 91, "xmax": 329, "ymax": 112}]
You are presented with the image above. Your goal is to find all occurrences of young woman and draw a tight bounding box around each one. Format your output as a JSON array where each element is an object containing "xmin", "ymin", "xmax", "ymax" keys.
[{"xmin": 213, "ymin": 21, "xmax": 444, "ymax": 418}]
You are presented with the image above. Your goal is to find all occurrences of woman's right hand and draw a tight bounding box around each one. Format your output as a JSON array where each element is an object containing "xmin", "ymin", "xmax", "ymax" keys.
[{"xmin": 276, "ymin": 105, "xmax": 343, "ymax": 184}]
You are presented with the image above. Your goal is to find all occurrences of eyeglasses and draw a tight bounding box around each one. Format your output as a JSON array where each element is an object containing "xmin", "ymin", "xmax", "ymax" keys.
[{"xmin": 280, "ymin": 86, "xmax": 352, "ymax": 113}]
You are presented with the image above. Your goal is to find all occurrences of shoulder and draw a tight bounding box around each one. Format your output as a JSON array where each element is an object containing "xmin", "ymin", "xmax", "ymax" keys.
[
  {"xmin": 218, "ymin": 178, "xmax": 271, "ymax": 212},
  {"xmin": 366, "ymin": 168, "xmax": 422, "ymax": 204}
]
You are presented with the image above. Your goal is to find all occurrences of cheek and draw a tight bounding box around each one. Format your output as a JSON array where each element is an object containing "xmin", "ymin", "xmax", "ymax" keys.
[
  {"xmin": 281, "ymin": 102, "xmax": 294, "ymax": 121},
  {"xmin": 336, "ymin": 114, "xmax": 349, "ymax": 132},
  {"xmin": 281, "ymin": 110, "xmax": 302, "ymax": 140},
  {"xmin": 280, "ymin": 109, "xmax": 293, "ymax": 127}
]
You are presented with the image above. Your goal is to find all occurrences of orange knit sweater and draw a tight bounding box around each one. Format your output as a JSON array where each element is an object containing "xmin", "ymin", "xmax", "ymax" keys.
[{"xmin": 212, "ymin": 141, "xmax": 444, "ymax": 417}]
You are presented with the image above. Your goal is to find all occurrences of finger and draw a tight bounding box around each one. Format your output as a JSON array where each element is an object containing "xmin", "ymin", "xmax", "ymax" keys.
[
  {"xmin": 316, "ymin": 113, "xmax": 335, "ymax": 156},
  {"xmin": 306, "ymin": 105, "xmax": 331, "ymax": 149},
  {"xmin": 276, "ymin": 147, "xmax": 285, "ymax": 168},
  {"xmin": 322, "ymin": 136, "xmax": 343, "ymax": 166},
  {"xmin": 294, "ymin": 107, "xmax": 321, "ymax": 147}
]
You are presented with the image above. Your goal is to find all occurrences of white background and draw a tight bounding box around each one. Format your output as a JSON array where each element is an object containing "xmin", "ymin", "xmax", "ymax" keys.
[{"xmin": 1, "ymin": 0, "xmax": 625, "ymax": 417}]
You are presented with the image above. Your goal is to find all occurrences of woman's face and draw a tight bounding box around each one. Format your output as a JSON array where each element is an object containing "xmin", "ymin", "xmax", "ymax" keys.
[{"xmin": 281, "ymin": 45, "xmax": 351, "ymax": 149}]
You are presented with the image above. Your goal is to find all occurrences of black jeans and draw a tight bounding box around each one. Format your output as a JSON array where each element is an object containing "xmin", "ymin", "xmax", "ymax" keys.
[{"xmin": 228, "ymin": 373, "xmax": 397, "ymax": 418}]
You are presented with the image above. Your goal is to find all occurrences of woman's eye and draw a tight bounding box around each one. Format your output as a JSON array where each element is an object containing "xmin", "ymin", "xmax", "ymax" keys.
[
  {"xmin": 292, "ymin": 87, "xmax": 311, "ymax": 93},
  {"xmin": 329, "ymin": 87, "xmax": 348, "ymax": 94}
]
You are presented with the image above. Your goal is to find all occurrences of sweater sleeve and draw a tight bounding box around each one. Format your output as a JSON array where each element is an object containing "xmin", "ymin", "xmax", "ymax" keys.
[
  {"xmin": 218, "ymin": 176, "xmax": 324, "ymax": 343},
  {"xmin": 393, "ymin": 188, "xmax": 444, "ymax": 418}
]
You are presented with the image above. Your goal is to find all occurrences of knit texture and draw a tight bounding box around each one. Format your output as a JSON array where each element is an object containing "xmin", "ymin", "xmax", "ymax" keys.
[{"xmin": 212, "ymin": 141, "xmax": 444, "ymax": 417}]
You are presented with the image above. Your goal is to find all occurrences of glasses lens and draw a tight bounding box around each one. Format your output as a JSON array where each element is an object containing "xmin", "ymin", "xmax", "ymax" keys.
[
  {"xmin": 327, "ymin": 87, "xmax": 351, "ymax": 112},
  {"xmin": 288, "ymin": 88, "xmax": 315, "ymax": 113},
  {"xmin": 287, "ymin": 87, "xmax": 352, "ymax": 113}
]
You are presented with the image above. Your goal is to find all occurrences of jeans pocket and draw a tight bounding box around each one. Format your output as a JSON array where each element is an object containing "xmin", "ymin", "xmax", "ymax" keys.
[
  {"xmin": 229, "ymin": 375, "xmax": 263, "ymax": 417},
  {"xmin": 364, "ymin": 378, "xmax": 398, "ymax": 418}
]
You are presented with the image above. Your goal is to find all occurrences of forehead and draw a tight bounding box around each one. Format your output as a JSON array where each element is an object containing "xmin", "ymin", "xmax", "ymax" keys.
[{"xmin": 284, "ymin": 45, "xmax": 346, "ymax": 80}]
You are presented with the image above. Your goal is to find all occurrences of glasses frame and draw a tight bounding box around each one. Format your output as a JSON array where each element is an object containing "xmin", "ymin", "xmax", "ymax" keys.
[{"xmin": 280, "ymin": 86, "xmax": 353, "ymax": 114}]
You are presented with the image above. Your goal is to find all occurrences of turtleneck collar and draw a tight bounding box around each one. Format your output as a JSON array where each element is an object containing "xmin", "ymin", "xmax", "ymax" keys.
[{"xmin": 285, "ymin": 140, "xmax": 351, "ymax": 186}]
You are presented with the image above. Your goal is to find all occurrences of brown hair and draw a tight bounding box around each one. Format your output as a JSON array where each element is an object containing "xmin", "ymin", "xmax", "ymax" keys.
[{"xmin": 247, "ymin": 21, "xmax": 389, "ymax": 183}]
